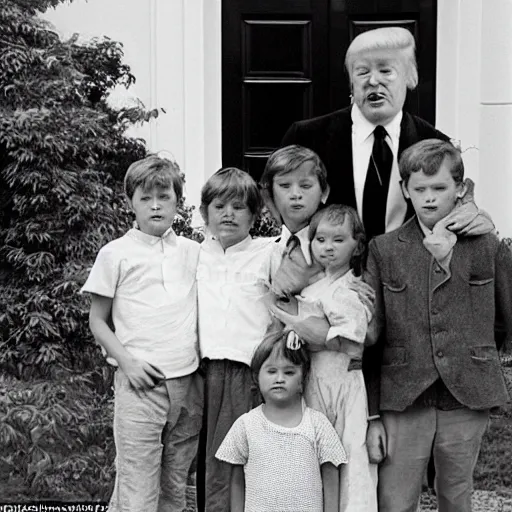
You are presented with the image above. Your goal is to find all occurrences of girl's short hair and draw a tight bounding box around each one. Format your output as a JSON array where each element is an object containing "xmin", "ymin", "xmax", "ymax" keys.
[
  {"xmin": 308, "ymin": 204, "xmax": 367, "ymax": 276},
  {"xmin": 124, "ymin": 155, "xmax": 184, "ymax": 202},
  {"xmin": 399, "ymin": 139, "xmax": 464, "ymax": 186},
  {"xmin": 345, "ymin": 26, "xmax": 418, "ymax": 90},
  {"xmin": 200, "ymin": 167, "xmax": 262, "ymax": 223},
  {"xmin": 260, "ymin": 145, "xmax": 329, "ymax": 200},
  {"xmin": 251, "ymin": 328, "xmax": 311, "ymax": 392}
]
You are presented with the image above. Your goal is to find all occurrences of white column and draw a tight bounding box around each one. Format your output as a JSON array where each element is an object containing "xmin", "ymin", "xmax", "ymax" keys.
[
  {"xmin": 436, "ymin": 0, "xmax": 482, "ymax": 190},
  {"xmin": 479, "ymin": 0, "xmax": 512, "ymax": 237},
  {"xmin": 151, "ymin": 0, "xmax": 222, "ymax": 208}
]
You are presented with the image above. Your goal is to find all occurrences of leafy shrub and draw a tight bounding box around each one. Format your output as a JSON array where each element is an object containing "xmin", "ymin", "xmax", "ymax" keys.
[{"xmin": 0, "ymin": 0, "xmax": 201, "ymax": 499}]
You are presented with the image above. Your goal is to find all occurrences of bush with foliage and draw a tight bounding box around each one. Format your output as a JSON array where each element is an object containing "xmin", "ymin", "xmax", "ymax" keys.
[
  {"xmin": 0, "ymin": 0, "xmax": 278, "ymax": 500},
  {"xmin": 0, "ymin": 0, "xmax": 203, "ymax": 500}
]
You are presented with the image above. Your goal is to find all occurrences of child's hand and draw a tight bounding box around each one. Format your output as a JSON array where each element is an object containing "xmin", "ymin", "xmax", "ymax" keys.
[
  {"xmin": 119, "ymin": 357, "xmax": 165, "ymax": 391},
  {"xmin": 366, "ymin": 419, "xmax": 387, "ymax": 464},
  {"xmin": 348, "ymin": 279, "xmax": 375, "ymax": 317},
  {"xmin": 270, "ymin": 302, "xmax": 330, "ymax": 346},
  {"xmin": 272, "ymin": 240, "xmax": 323, "ymax": 297},
  {"xmin": 275, "ymin": 296, "xmax": 299, "ymax": 316}
]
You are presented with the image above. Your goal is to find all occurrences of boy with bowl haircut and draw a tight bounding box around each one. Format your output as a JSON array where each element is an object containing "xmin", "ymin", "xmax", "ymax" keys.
[
  {"xmin": 196, "ymin": 167, "xmax": 278, "ymax": 512},
  {"xmin": 365, "ymin": 139, "xmax": 512, "ymax": 512},
  {"xmin": 82, "ymin": 155, "xmax": 203, "ymax": 512}
]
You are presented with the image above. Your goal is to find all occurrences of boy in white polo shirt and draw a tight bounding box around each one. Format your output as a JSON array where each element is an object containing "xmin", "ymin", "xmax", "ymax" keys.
[{"xmin": 82, "ymin": 155, "xmax": 203, "ymax": 512}]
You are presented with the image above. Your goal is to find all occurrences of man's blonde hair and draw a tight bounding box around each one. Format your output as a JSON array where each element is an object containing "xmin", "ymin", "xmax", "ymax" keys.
[{"xmin": 345, "ymin": 27, "xmax": 418, "ymax": 90}]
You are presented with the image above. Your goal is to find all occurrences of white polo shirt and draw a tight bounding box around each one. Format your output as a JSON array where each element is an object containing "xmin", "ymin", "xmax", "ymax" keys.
[
  {"xmin": 197, "ymin": 234, "xmax": 276, "ymax": 365},
  {"xmin": 81, "ymin": 227, "xmax": 200, "ymax": 378}
]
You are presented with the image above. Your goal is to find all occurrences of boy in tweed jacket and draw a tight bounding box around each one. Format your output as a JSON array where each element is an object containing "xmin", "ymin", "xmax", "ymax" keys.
[{"xmin": 364, "ymin": 139, "xmax": 512, "ymax": 512}]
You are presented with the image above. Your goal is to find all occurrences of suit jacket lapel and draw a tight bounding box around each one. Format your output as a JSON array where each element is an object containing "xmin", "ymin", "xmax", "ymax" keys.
[
  {"xmin": 327, "ymin": 107, "xmax": 356, "ymax": 207},
  {"xmin": 398, "ymin": 112, "xmax": 418, "ymax": 221}
]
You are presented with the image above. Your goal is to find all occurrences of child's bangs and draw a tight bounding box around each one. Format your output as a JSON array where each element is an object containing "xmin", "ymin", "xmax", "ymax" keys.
[
  {"xmin": 215, "ymin": 183, "xmax": 250, "ymax": 206},
  {"xmin": 270, "ymin": 339, "xmax": 305, "ymax": 368},
  {"xmin": 139, "ymin": 172, "xmax": 174, "ymax": 193}
]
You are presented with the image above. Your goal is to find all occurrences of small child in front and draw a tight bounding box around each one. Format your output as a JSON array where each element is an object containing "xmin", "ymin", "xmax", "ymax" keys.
[
  {"xmin": 365, "ymin": 139, "xmax": 512, "ymax": 512},
  {"xmin": 82, "ymin": 155, "xmax": 203, "ymax": 512},
  {"xmin": 260, "ymin": 146, "xmax": 377, "ymax": 512},
  {"xmin": 196, "ymin": 167, "xmax": 276, "ymax": 512},
  {"xmin": 216, "ymin": 329, "xmax": 347, "ymax": 512}
]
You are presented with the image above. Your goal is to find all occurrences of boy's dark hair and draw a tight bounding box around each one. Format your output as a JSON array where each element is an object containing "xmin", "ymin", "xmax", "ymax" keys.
[
  {"xmin": 308, "ymin": 204, "xmax": 367, "ymax": 276},
  {"xmin": 124, "ymin": 155, "xmax": 184, "ymax": 202},
  {"xmin": 260, "ymin": 145, "xmax": 329, "ymax": 200},
  {"xmin": 200, "ymin": 167, "xmax": 263, "ymax": 223},
  {"xmin": 399, "ymin": 139, "xmax": 464, "ymax": 186},
  {"xmin": 251, "ymin": 328, "xmax": 311, "ymax": 392}
]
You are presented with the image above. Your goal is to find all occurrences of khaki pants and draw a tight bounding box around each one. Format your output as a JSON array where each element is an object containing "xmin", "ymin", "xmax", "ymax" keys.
[
  {"xmin": 109, "ymin": 370, "xmax": 203, "ymax": 512},
  {"xmin": 378, "ymin": 406, "xmax": 489, "ymax": 512}
]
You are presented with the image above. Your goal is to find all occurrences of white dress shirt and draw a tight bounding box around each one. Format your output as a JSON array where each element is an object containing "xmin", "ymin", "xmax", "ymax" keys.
[
  {"xmin": 275, "ymin": 225, "xmax": 312, "ymax": 264},
  {"xmin": 197, "ymin": 234, "xmax": 276, "ymax": 365},
  {"xmin": 351, "ymin": 103, "xmax": 407, "ymax": 233}
]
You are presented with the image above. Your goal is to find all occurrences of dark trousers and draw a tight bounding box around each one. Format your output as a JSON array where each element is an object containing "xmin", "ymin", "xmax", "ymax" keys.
[{"xmin": 196, "ymin": 359, "xmax": 261, "ymax": 512}]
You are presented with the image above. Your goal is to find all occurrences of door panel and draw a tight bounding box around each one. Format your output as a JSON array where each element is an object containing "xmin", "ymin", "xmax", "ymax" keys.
[{"xmin": 222, "ymin": 0, "xmax": 438, "ymax": 177}]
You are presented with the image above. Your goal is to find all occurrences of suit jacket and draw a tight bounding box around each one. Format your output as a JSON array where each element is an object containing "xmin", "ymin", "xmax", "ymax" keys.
[
  {"xmin": 365, "ymin": 217, "xmax": 512, "ymax": 412},
  {"xmin": 281, "ymin": 106, "xmax": 449, "ymax": 219}
]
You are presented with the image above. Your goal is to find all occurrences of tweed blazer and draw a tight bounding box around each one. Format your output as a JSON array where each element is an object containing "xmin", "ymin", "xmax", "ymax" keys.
[
  {"xmin": 281, "ymin": 106, "xmax": 449, "ymax": 212},
  {"xmin": 365, "ymin": 217, "xmax": 512, "ymax": 412}
]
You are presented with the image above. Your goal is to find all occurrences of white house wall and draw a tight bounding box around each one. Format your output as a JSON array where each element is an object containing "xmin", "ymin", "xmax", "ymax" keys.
[{"xmin": 44, "ymin": 0, "xmax": 511, "ymax": 235}]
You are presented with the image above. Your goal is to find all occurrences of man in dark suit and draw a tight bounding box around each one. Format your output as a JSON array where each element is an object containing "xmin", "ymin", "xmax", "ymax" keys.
[{"xmin": 282, "ymin": 27, "xmax": 450, "ymax": 241}]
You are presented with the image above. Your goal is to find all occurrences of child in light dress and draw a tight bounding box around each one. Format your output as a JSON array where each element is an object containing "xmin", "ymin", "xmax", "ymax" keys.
[
  {"xmin": 216, "ymin": 329, "xmax": 346, "ymax": 512},
  {"xmin": 296, "ymin": 204, "xmax": 377, "ymax": 512}
]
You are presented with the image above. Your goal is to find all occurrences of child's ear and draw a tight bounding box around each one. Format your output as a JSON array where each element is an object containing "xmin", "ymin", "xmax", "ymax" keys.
[
  {"xmin": 260, "ymin": 187, "xmax": 283, "ymax": 225},
  {"xmin": 400, "ymin": 180, "xmax": 410, "ymax": 200},
  {"xmin": 321, "ymin": 184, "xmax": 330, "ymax": 204},
  {"xmin": 199, "ymin": 204, "xmax": 208, "ymax": 225},
  {"xmin": 455, "ymin": 180, "xmax": 467, "ymax": 199}
]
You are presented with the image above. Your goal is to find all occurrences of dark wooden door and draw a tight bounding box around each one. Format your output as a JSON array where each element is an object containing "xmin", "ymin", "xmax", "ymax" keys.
[{"xmin": 222, "ymin": 0, "xmax": 438, "ymax": 179}]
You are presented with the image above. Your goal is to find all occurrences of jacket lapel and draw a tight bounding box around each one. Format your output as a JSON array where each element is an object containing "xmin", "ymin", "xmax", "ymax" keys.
[
  {"xmin": 399, "ymin": 112, "xmax": 418, "ymax": 221},
  {"xmin": 327, "ymin": 107, "xmax": 356, "ymax": 207}
]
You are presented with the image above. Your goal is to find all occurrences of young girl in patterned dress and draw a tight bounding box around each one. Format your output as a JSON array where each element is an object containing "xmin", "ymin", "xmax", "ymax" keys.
[{"xmin": 216, "ymin": 329, "xmax": 346, "ymax": 512}]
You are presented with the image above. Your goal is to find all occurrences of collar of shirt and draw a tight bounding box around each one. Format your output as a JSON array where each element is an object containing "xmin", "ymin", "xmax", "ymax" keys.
[
  {"xmin": 278, "ymin": 224, "xmax": 312, "ymax": 264},
  {"xmin": 351, "ymin": 102, "xmax": 402, "ymax": 152},
  {"xmin": 127, "ymin": 226, "xmax": 177, "ymax": 246},
  {"xmin": 417, "ymin": 218, "xmax": 433, "ymax": 237},
  {"xmin": 203, "ymin": 232, "xmax": 253, "ymax": 254},
  {"xmin": 351, "ymin": 104, "xmax": 406, "ymax": 233}
]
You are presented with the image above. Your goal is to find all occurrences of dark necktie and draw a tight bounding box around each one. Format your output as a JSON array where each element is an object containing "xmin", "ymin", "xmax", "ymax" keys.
[{"xmin": 362, "ymin": 125, "xmax": 393, "ymax": 240}]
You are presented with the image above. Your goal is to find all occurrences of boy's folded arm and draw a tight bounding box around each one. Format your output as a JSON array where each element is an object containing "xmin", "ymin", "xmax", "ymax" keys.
[{"xmin": 89, "ymin": 293, "xmax": 162, "ymax": 390}]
